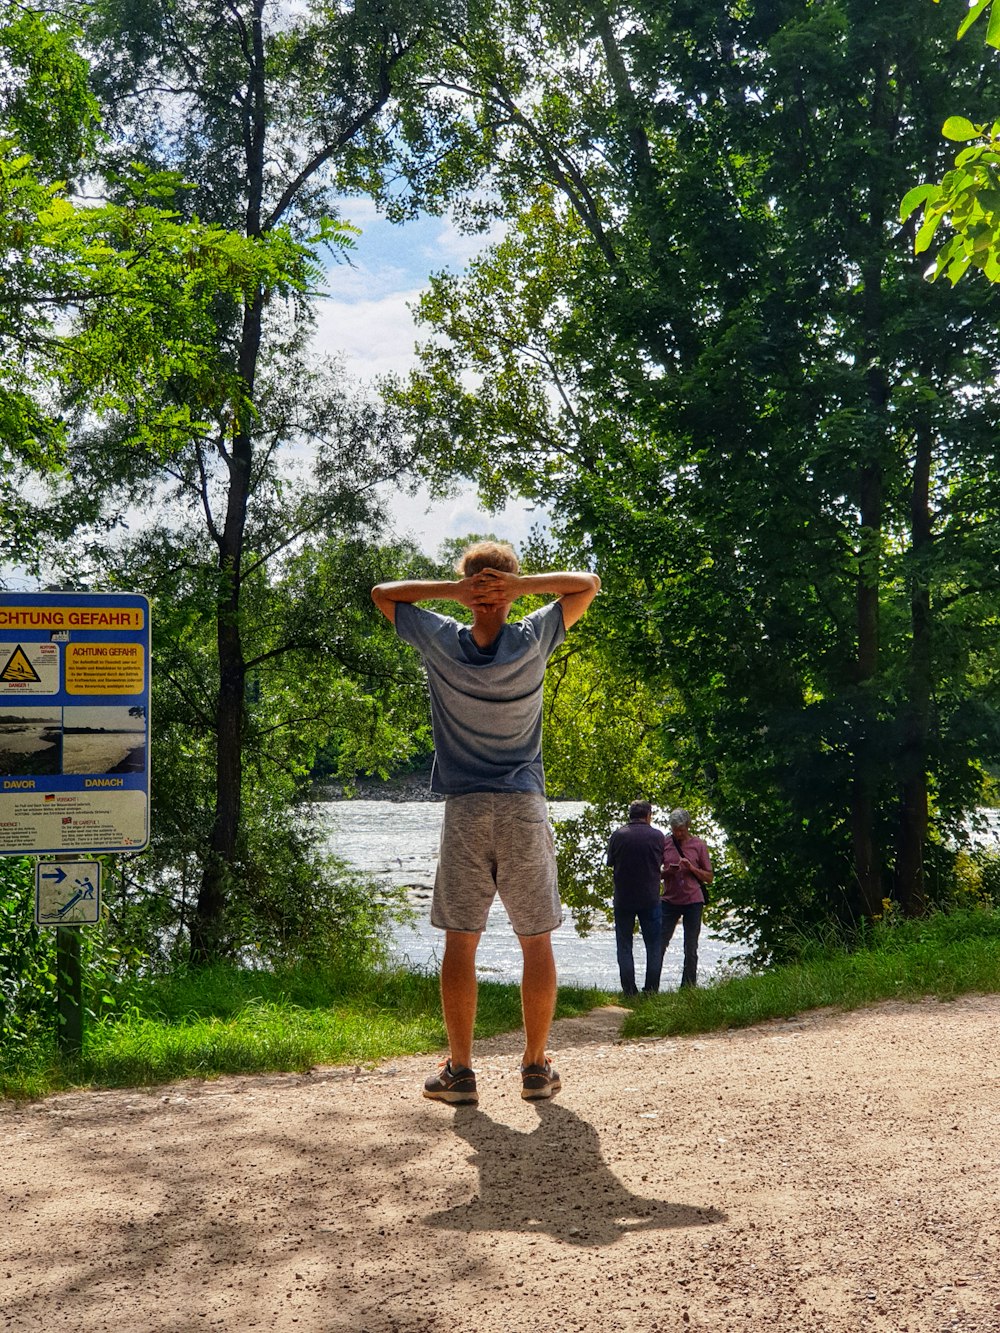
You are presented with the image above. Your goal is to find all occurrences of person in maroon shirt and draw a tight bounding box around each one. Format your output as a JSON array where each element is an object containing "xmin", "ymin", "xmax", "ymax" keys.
[{"xmin": 660, "ymin": 808, "xmax": 714, "ymax": 989}]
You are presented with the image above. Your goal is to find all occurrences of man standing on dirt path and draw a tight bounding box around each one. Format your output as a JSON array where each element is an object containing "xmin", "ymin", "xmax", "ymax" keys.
[{"xmin": 372, "ymin": 540, "xmax": 600, "ymax": 1107}]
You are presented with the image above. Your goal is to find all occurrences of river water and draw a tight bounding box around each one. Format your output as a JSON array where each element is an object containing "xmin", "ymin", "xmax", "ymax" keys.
[{"xmin": 315, "ymin": 800, "xmax": 741, "ymax": 991}]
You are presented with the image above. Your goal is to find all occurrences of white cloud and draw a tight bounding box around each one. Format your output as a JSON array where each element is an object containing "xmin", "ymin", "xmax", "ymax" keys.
[
  {"xmin": 386, "ymin": 483, "xmax": 547, "ymax": 560},
  {"xmin": 312, "ymin": 285, "xmax": 425, "ymax": 381},
  {"xmin": 313, "ymin": 206, "xmax": 503, "ymax": 381}
]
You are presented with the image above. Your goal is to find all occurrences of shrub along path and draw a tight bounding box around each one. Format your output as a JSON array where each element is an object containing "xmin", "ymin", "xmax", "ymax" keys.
[{"xmin": 2, "ymin": 995, "xmax": 998, "ymax": 1332}]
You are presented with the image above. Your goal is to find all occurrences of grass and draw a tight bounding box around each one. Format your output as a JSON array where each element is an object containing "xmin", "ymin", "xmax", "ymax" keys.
[
  {"xmin": 6, "ymin": 909, "xmax": 1000, "ymax": 1099},
  {"xmin": 0, "ymin": 962, "xmax": 611, "ymax": 1099},
  {"xmin": 622, "ymin": 906, "xmax": 1000, "ymax": 1039}
]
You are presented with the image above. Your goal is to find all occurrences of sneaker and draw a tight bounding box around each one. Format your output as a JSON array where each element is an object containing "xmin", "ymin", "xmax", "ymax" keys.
[
  {"xmin": 520, "ymin": 1059, "xmax": 561, "ymax": 1100},
  {"xmin": 423, "ymin": 1060, "xmax": 478, "ymax": 1105}
]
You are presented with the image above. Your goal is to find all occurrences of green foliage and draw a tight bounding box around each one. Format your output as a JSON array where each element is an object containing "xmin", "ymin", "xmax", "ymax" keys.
[
  {"xmin": 902, "ymin": 119, "xmax": 1000, "ymax": 283},
  {"xmin": 905, "ymin": 0, "xmax": 1000, "ymax": 280},
  {"xmin": 950, "ymin": 0, "xmax": 1000, "ymax": 49},
  {"xmin": 0, "ymin": 149, "xmax": 317, "ymax": 563},
  {"xmin": 952, "ymin": 845, "xmax": 1000, "ymax": 907},
  {"xmin": 0, "ymin": 857, "xmax": 143, "ymax": 1065},
  {"xmin": 0, "ymin": 859, "xmax": 55, "ymax": 1053},
  {"xmin": 394, "ymin": 0, "xmax": 1000, "ymax": 958},
  {"xmin": 0, "ymin": 1, "xmax": 97, "ymax": 167},
  {"xmin": 225, "ymin": 835, "xmax": 408, "ymax": 973}
]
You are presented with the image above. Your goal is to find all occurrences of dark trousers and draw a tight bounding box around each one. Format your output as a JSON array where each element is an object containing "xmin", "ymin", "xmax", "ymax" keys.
[
  {"xmin": 661, "ymin": 901, "xmax": 703, "ymax": 988},
  {"xmin": 613, "ymin": 898, "xmax": 663, "ymax": 995}
]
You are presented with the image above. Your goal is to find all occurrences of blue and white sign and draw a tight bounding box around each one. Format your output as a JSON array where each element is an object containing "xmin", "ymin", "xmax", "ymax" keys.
[
  {"xmin": 35, "ymin": 860, "xmax": 102, "ymax": 926},
  {"xmin": 0, "ymin": 592, "xmax": 150, "ymax": 855}
]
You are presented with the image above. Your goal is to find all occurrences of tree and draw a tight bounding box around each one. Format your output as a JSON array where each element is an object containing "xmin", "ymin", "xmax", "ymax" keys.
[
  {"xmin": 88, "ymin": 521, "xmax": 430, "ymax": 967},
  {"xmin": 59, "ymin": 0, "xmax": 478, "ymax": 960},
  {"xmin": 393, "ymin": 0, "xmax": 1000, "ymax": 956},
  {"xmin": 0, "ymin": 4, "xmax": 306, "ymax": 563}
]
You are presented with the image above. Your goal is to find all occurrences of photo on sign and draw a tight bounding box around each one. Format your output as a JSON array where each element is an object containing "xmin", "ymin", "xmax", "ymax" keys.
[
  {"xmin": 0, "ymin": 706, "xmax": 61, "ymax": 777},
  {"xmin": 61, "ymin": 705, "xmax": 147, "ymax": 775}
]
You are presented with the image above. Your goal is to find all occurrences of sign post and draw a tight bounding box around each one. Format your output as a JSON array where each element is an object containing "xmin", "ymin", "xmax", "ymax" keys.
[
  {"xmin": 56, "ymin": 925, "xmax": 83, "ymax": 1058},
  {"xmin": 1, "ymin": 592, "xmax": 150, "ymax": 1056}
]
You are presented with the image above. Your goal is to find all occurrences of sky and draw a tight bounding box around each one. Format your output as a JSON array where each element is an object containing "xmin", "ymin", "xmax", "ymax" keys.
[{"xmin": 312, "ymin": 198, "xmax": 544, "ymax": 560}]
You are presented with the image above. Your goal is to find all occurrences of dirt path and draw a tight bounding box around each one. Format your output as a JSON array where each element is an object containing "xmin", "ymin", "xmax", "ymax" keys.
[{"xmin": 3, "ymin": 995, "xmax": 999, "ymax": 1332}]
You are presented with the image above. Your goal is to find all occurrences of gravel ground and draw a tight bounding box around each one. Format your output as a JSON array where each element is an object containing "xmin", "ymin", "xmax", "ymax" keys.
[{"xmin": 3, "ymin": 995, "xmax": 1000, "ymax": 1332}]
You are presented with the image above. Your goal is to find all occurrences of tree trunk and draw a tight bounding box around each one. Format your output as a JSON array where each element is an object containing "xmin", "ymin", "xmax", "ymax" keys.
[
  {"xmin": 189, "ymin": 294, "xmax": 263, "ymax": 962},
  {"xmin": 895, "ymin": 401, "xmax": 933, "ymax": 916},
  {"xmin": 190, "ymin": 0, "xmax": 267, "ymax": 962},
  {"xmin": 851, "ymin": 51, "xmax": 894, "ymax": 922},
  {"xmin": 852, "ymin": 456, "xmax": 884, "ymax": 921}
]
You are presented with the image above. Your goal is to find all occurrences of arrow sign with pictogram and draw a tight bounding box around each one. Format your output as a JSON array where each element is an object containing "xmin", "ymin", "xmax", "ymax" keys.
[{"xmin": 35, "ymin": 860, "xmax": 102, "ymax": 926}]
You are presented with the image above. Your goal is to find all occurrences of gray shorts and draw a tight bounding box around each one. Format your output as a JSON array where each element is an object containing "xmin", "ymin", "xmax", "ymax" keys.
[{"xmin": 431, "ymin": 791, "xmax": 562, "ymax": 937}]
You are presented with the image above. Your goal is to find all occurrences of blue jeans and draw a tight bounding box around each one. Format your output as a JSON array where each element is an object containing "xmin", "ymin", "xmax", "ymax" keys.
[
  {"xmin": 661, "ymin": 902, "xmax": 703, "ymax": 988},
  {"xmin": 614, "ymin": 898, "xmax": 663, "ymax": 995}
]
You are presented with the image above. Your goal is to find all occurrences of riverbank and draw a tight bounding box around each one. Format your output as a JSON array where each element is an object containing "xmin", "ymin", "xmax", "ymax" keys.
[
  {"xmin": 312, "ymin": 766, "xmax": 440, "ymax": 803},
  {"xmin": 7, "ymin": 907, "xmax": 996, "ymax": 1098}
]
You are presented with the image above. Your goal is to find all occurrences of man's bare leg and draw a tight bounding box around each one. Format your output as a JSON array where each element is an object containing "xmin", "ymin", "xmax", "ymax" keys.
[
  {"xmin": 440, "ymin": 929, "xmax": 481, "ymax": 1069},
  {"xmin": 518, "ymin": 930, "xmax": 557, "ymax": 1068}
]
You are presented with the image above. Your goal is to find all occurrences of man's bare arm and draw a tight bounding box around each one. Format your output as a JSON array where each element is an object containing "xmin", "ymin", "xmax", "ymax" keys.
[
  {"xmin": 370, "ymin": 577, "xmax": 481, "ymax": 623},
  {"xmin": 371, "ymin": 569, "xmax": 601, "ymax": 627},
  {"xmin": 472, "ymin": 569, "xmax": 602, "ymax": 628}
]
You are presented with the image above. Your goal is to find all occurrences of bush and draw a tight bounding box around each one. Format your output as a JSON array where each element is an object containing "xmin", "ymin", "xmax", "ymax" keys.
[
  {"xmin": 0, "ymin": 858, "xmax": 56, "ymax": 1053},
  {"xmin": 104, "ymin": 790, "xmax": 411, "ymax": 974},
  {"xmin": 0, "ymin": 857, "xmax": 135, "ymax": 1067}
]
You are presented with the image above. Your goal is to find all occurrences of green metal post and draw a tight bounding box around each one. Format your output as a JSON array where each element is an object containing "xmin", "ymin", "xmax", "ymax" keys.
[{"xmin": 56, "ymin": 925, "xmax": 83, "ymax": 1058}]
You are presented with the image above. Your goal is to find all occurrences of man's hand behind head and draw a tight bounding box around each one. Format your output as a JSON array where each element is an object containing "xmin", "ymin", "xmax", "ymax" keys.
[{"xmin": 471, "ymin": 568, "xmax": 520, "ymax": 608}]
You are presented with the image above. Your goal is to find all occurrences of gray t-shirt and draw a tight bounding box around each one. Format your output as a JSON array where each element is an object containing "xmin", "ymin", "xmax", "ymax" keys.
[{"xmin": 394, "ymin": 600, "xmax": 566, "ymax": 795}]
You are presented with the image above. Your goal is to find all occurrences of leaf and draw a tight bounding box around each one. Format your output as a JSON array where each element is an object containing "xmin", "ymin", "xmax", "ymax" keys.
[
  {"xmin": 915, "ymin": 207, "xmax": 945, "ymax": 254},
  {"xmin": 946, "ymin": 251, "xmax": 974, "ymax": 284},
  {"xmin": 900, "ymin": 183, "xmax": 938, "ymax": 221},
  {"xmin": 958, "ymin": 0, "xmax": 993, "ymax": 41},
  {"xmin": 942, "ymin": 116, "xmax": 982, "ymax": 143},
  {"xmin": 989, "ymin": 1, "xmax": 1000, "ymax": 49}
]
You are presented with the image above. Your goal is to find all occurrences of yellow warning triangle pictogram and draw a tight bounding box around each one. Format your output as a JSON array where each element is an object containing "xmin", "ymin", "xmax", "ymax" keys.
[{"xmin": 1, "ymin": 645, "xmax": 41, "ymax": 683}]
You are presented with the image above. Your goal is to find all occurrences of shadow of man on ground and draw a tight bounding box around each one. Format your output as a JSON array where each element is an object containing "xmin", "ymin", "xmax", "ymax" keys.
[{"xmin": 425, "ymin": 1101, "xmax": 725, "ymax": 1247}]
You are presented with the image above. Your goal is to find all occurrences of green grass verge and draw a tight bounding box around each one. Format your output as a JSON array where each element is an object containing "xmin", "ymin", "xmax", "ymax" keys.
[
  {"xmin": 0, "ymin": 963, "xmax": 611, "ymax": 1099},
  {"xmin": 7, "ymin": 909, "xmax": 1000, "ymax": 1099},
  {"xmin": 622, "ymin": 907, "xmax": 1000, "ymax": 1039}
]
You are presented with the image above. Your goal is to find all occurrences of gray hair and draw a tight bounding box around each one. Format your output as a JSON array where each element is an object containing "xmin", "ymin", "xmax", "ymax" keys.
[{"xmin": 668, "ymin": 808, "xmax": 691, "ymax": 829}]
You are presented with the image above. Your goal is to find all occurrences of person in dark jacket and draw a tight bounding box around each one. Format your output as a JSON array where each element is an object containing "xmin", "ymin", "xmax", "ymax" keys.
[{"xmin": 606, "ymin": 801, "xmax": 666, "ymax": 996}]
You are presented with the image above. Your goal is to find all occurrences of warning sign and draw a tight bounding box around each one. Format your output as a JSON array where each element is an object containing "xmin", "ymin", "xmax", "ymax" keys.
[
  {"xmin": 35, "ymin": 860, "xmax": 102, "ymax": 925},
  {"xmin": 0, "ymin": 642, "xmax": 59, "ymax": 696},
  {"xmin": 0, "ymin": 592, "xmax": 150, "ymax": 855},
  {"xmin": 0, "ymin": 789, "xmax": 147, "ymax": 854},
  {"xmin": 66, "ymin": 644, "xmax": 145, "ymax": 695},
  {"xmin": 0, "ymin": 605, "xmax": 144, "ymax": 631},
  {"xmin": 1, "ymin": 646, "xmax": 39, "ymax": 683}
]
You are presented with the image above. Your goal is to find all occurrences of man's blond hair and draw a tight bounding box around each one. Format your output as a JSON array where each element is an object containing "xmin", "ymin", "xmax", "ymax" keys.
[{"xmin": 455, "ymin": 540, "xmax": 519, "ymax": 577}]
